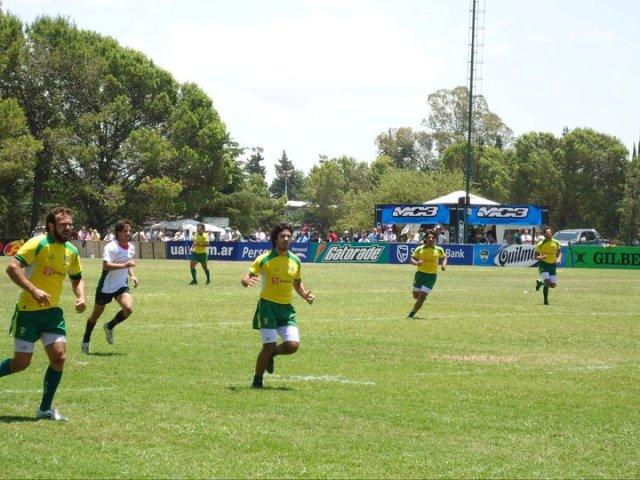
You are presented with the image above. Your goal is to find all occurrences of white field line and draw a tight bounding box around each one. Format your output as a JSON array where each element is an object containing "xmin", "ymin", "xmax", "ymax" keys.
[
  {"xmin": 1, "ymin": 386, "xmax": 114, "ymax": 395},
  {"xmin": 216, "ymin": 375, "xmax": 375, "ymax": 386}
]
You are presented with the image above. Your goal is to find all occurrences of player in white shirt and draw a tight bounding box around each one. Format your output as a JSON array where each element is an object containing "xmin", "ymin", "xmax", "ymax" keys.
[{"xmin": 81, "ymin": 219, "xmax": 139, "ymax": 353}]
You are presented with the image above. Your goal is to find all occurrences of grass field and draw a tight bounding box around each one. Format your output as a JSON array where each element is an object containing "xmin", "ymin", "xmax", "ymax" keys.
[{"xmin": 0, "ymin": 257, "xmax": 638, "ymax": 479}]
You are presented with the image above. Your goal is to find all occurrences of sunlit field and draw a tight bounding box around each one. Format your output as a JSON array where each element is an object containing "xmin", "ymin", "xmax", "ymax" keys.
[{"xmin": 0, "ymin": 257, "xmax": 638, "ymax": 479}]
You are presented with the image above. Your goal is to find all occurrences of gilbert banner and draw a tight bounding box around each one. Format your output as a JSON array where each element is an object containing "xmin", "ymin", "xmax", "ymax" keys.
[{"xmin": 569, "ymin": 245, "xmax": 640, "ymax": 269}]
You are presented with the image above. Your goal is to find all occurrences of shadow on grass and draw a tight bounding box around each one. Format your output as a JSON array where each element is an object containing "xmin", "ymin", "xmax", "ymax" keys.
[
  {"xmin": 226, "ymin": 385, "xmax": 294, "ymax": 392},
  {"xmin": 0, "ymin": 415, "xmax": 39, "ymax": 423},
  {"xmin": 85, "ymin": 351, "xmax": 126, "ymax": 357}
]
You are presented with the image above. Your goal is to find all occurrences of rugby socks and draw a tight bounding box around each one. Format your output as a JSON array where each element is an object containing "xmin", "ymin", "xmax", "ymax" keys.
[
  {"xmin": 252, "ymin": 374, "xmax": 264, "ymax": 389},
  {"xmin": 543, "ymin": 286, "xmax": 549, "ymax": 304},
  {"xmin": 106, "ymin": 310, "xmax": 126, "ymax": 330},
  {"xmin": 408, "ymin": 311, "xmax": 415, "ymax": 319},
  {"xmin": 190, "ymin": 269, "xmax": 197, "ymax": 282},
  {"xmin": 83, "ymin": 320, "xmax": 97, "ymax": 343},
  {"xmin": 40, "ymin": 367, "xmax": 63, "ymax": 411},
  {"xmin": 205, "ymin": 269, "xmax": 210, "ymax": 283},
  {"xmin": 535, "ymin": 280, "xmax": 543, "ymax": 291},
  {"xmin": 0, "ymin": 358, "xmax": 13, "ymax": 377}
]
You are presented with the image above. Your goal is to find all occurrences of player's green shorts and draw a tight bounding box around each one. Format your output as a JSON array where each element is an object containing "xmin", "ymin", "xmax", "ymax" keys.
[
  {"xmin": 9, "ymin": 307, "xmax": 67, "ymax": 343},
  {"xmin": 413, "ymin": 272, "xmax": 437, "ymax": 291},
  {"xmin": 190, "ymin": 252, "xmax": 208, "ymax": 265},
  {"xmin": 252, "ymin": 298, "xmax": 298, "ymax": 330},
  {"xmin": 538, "ymin": 261, "xmax": 557, "ymax": 276}
]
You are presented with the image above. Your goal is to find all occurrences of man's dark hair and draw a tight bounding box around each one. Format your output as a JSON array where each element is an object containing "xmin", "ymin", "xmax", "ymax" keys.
[
  {"xmin": 46, "ymin": 207, "xmax": 73, "ymax": 233},
  {"xmin": 424, "ymin": 229, "xmax": 436, "ymax": 238},
  {"xmin": 114, "ymin": 218, "xmax": 132, "ymax": 234},
  {"xmin": 271, "ymin": 222, "xmax": 293, "ymax": 248},
  {"xmin": 197, "ymin": 222, "xmax": 204, "ymax": 229}
]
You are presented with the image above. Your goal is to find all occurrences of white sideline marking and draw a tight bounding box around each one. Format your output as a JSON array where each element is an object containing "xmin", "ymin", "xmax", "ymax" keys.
[
  {"xmin": 281, "ymin": 375, "xmax": 375, "ymax": 385},
  {"xmin": 1, "ymin": 386, "xmax": 114, "ymax": 395}
]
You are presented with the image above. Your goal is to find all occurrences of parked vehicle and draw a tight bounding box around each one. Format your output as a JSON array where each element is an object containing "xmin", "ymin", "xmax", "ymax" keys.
[{"xmin": 553, "ymin": 229, "xmax": 607, "ymax": 246}]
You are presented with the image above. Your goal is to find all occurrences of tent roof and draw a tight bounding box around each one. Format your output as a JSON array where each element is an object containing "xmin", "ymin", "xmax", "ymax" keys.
[
  {"xmin": 424, "ymin": 190, "xmax": 499, "ymax": 206},
  {"xmin": 151, "ymin": 219, "xmax": 224, "ymax": 233}
]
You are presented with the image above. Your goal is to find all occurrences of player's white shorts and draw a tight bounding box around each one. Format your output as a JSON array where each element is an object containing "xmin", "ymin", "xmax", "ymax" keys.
[
  {"xmin": 260, "ymin": 326, "xmax": 300, "ymax": 344},
  {"xmin": 413, "ymin": 286, "xmax": 432, "ymax": 294},
  {"xmin": 14, "ymin": 333, "xmax": 66, "ymax": 354},
  {"xmin": 540, "ymin": 272, "xmax": 558, "ymax": 284}
]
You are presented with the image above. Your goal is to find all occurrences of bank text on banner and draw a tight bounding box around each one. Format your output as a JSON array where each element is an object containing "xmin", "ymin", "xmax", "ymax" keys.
[{"xmin": 389, "ymin": 243, "xmax": 473, "ymax": 266}]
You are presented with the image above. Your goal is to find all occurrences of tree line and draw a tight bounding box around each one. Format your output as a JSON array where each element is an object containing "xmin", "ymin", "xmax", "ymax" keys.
[{"xmin": 0, "ymin": 12, "xmax": 638, "ymax": 243}]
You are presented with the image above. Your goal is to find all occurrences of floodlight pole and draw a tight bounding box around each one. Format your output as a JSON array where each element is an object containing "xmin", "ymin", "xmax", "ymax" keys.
[{"xmin": 463, "ymin": 0, "xmax": 478, "ymax": 243}]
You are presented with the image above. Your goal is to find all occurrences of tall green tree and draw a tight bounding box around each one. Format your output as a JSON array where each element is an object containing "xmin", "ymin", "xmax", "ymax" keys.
[
  {"xmin": 618, "ymin": 156, "xmax": 640, "ymax": 244},
  {"xmin": 0, "ymin": 98, "xmax": 42, "ymax": 235},
  {"xmin": 269, "ymin": 150, "xmax": 306, "ymax": 199},
  {"xmin": 375, "ymin": 127, "xmax": 436, "ymax": 170},
  {"xmin": 423, "ymin": 86, "xmax": 513, "ymax": 155},
  {"xmin": 244, "ymin": 146, "xmax": 266, "ymax": 178}
]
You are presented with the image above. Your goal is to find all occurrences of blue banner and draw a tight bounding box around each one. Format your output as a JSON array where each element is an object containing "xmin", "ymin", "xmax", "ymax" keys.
[
  {"xmin": 165, "ymin": 241, "xmax": 237, "ymax": 260},
  {"xmin": 379, "ymin": 204, "xmax": 450, "ymax": 225},
  {"xmin": 469, "ymin": 205, "xmax": 543, "ymax": 225},
  {"xmin": 389, "ymin": 243, "xmax": 473, "ymax": 265}
]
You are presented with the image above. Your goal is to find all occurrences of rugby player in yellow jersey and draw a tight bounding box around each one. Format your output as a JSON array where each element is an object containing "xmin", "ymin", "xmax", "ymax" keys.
[
  {"xmin": 189, "ymin": 223, "xmax": 210, "ymax": 285},
  {"xmin": 534, "ymin": 226, "xmax": 562, "ymax": 305},
  {"xmin": 240, "ymin": 223, "xmax": 315, "ymax": 389},
  {"xmin": 2, "ymin": 207, "xmax": 86, "ymax": 421},
  {"xmin": 408, "ymin": 229, "xmax": 447, "ymax": 319}
]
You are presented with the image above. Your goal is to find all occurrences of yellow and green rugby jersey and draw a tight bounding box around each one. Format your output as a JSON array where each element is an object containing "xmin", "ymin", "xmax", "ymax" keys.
[
  {"xmin": 412, "ymin": 245, "xmax": 446, "ymax": 274},
  {"xmin": 249, "ymin": 250, "xmax": 302, "ymax": 305},
  {"xmin": 535, "ymin": 238, "xmax": 561, "ymax": 265},
  {"xmin": 14, "ymin": 234, "xmax": 82, "ymax": 311},
  {"xmin": 192, "ymin": 232, "xmax": 209, "ymax": 254}
]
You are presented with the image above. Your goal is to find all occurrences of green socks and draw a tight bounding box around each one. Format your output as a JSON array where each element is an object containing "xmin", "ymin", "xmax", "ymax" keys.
[
  {"xmin": 0, "ymin": 358, "xmax": 13, "ymax": 377},
  {"xmin": 40, "ymin": 367, "xmax": 63, "ymax": 411},
  {"xmin": 205, "ymin": 269, "xmax": 210, "ymax": 282},
  {"xmin": 543, "ymin": 286, "xmax": 549, "ymax": 304},
  {"xmin": 190, "ymin": 269, "xmax": 197, "ymax": 282}
]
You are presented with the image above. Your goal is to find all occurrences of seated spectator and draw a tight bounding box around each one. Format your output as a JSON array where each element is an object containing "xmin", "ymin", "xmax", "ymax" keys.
[
  {"xmin": 173, "ymin": 229, "xmax": 185, "ymax": 241},
  {"xmin": 521, "ymin": 229, "xmax": 532, "ymax": 244},
  {"xmin": 90, "ymin": 229, "xmax": 101, "ymax": 241},
  {"xmin": 221, "ymin": 227, "xmax": 233, "ymax": 242}
]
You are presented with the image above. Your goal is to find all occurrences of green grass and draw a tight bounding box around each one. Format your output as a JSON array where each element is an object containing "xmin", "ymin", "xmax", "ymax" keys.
[{"xmin": 0, "ymin": 258, "xmax": 638, "ymax": 478}]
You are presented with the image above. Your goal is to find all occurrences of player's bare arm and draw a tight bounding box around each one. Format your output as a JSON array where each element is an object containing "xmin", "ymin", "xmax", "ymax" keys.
[
  {"xmin": 241, "ymin": 273, "xmax": 259, "ymax": 288},
  {"xmin": 71, "ymin": 277, "xmax": 86, "ymax": 313},
  {"xmin": 6, "ymin": 259, "xmax": 51, "ymax": 306},
  {"xmin": 293, "ymin": 279, "xmax": 315, "ymax": 304}
]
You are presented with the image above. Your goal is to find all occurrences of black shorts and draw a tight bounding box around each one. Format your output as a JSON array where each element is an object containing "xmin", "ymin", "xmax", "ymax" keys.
[{"xmin": 95, "ymin": 286, "xmax": 130, "ymax": 305}]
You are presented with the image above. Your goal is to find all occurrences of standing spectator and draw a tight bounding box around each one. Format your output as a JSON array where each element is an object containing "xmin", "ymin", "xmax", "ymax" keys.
[
  {"xmin": 328, "ymin": 231, "xmax": 338, "ymax": 242},
  {"xmin": 103, "ymin": 229, "xmax": 115, "ymax": 242},
  {"xmin": 173, "ymin": 229, "xmax": 185, "ymax": 241},
  {"xmin": 436, "ymin": 226, "xmax": 447, "ymax": 245},
  {"xmin": 221, "ymin": 227, "xmax": 233, "ymax": 242},
  {"xmin": 521, "ymin": 229, "xmax": 532, "ymax": 245},
  {"xmin": 90, "ymin": 229, "xmax": 101, "ymax": 241}
]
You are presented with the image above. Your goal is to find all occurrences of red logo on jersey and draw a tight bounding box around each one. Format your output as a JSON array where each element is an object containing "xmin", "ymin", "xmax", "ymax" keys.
[{"xmin": 43, "ymin": 267, "xmax": 53, "ymax": 276}]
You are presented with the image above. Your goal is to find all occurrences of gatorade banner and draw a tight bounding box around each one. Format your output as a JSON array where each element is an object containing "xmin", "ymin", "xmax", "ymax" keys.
[
  {"xmin": 468, "ymin": 205, "xmax": 543, "ymax": 225},
  {"xmin": 379, "ymin": 204, "xmax": 450, "ymax": 225},
  {"xmin": 313, "ymin": 242, "xmax": 389, "ymax": 263},
  {"xmin": 569, "ymin": 246, "xmax": 640, "ymax": 269}
]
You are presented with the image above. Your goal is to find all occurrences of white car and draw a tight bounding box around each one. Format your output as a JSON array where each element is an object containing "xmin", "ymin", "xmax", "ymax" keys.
[{"xmin": 552, "ymin": 229, "xmax": 606, "ymax": 246}]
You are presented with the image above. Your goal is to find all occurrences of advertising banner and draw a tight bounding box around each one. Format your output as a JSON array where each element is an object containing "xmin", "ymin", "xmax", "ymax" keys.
[
  {"xmin": 0, "ymin": 238, "xmax": 26, "ymax": 256},
  {"xmin": 569, "ymin": 246, "xmax": 640, "ymax": 269},
  {"xmin": 235, "ymin": 242, "xmax": 316, "ymax": 263},
  {"xmin": 473, "ymin": 244, "xmax": 569, "ymax": 267},
  {"xmin": 313, "ymin": 242, "xmax": 389, "ymax": 263},
  {"xmin": 379, "ymin": 204, "xmax": 450, "ymax": 225},
  {"xmin": 389, "ymin": 243, "xmax": 473, "ymax": 266},
  {"xmin": 469, "ymin": 205, "xmax": 543, "ymax": 225},
  {"xmin": 165, "ymin": 241, "xmax": 237, "ymax": 260}
]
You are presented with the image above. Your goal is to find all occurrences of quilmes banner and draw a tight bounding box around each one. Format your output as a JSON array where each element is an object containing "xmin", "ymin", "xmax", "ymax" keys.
[
  {"xmin": 473, "ymin": 244, "xmax": 569, "ymax": 267},
  {"xmin": 569, "ymin": 245, "xmax": 640, "ymax": 269},
  {"xmin": 0, "ymin": 238, "xmax": 25, "ymax": 256},
  {"xmin": 236, "ymin": 242, "xmax": 316, "ymax": 263},
  {"xmin": 313, "ymin": 242, "xmax": 389, "ymax": 263},
  {"xmin": 469, "ymin": 205, "xmax": 543, "ymax": 225},
  {"xmin": 389, "ymin": 243, "xmax": 473, "ymax": 266},
  {"xmin": 165, "ymin": 241, "xmax": 237, "ymax": 261},
  {"xmin": 379, "ymin": 204, "xmax": 450, "ymax": 225}
]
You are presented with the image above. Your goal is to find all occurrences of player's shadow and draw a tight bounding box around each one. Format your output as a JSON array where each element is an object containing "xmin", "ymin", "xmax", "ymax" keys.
[
  {"xmin": 86, "ymin": 351, "xmax": 125, "ymax": 357},
  {"xmin": 0, "ymin": 415, "xmax": 39, "ymax": 423},
  {"xmin": 226, "ymin": 385, "xmax": 294, "ymax": 392}
]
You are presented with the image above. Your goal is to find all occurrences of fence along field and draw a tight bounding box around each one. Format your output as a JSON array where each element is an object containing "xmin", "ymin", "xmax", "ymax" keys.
[{"xmin": 0, "ymin": 258, "xmax": 638, "ymax": 478}]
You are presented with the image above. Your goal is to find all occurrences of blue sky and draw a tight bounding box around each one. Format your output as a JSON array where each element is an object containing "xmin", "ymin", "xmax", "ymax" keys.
[{"xmin": 4, "ymin": 0, "xmax": 640, "ymax": 179}]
